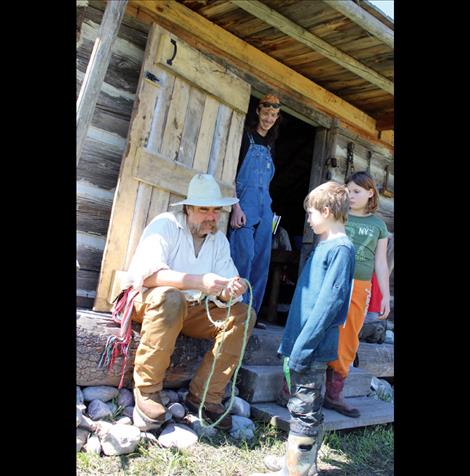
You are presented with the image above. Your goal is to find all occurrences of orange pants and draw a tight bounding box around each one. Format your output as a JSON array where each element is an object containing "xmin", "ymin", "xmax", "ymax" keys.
[
  {"xmin": 131, "ymin": 286, "xmax": 255, "ymax": 404},
  {"xmin": 328, "ymin": 279, "xmax": 371, "ymax": 378}
]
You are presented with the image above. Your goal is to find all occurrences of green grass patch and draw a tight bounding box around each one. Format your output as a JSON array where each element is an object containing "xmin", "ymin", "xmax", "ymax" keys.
[{"xmin": 77, "ymin": 421, "xmax": 393, "ymax": 475}]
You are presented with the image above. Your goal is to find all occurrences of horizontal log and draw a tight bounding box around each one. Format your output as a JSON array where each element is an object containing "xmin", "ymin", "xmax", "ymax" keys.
[
  {"xmin": 77, "ymin": 136, "xmax": 125, "ymax": 190},
  {"xmin": 76, "ymin": 310, "xmax": 284, "ymax": 387}
]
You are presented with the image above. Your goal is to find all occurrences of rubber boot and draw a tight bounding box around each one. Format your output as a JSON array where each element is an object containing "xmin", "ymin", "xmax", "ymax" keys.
[
  {"xmin": 250, "ymin": 432, "xmax": 319, "ymax": 476},
  {"xmin": 323, "ymin": 368, "xmax": 360, "ymax": 418}
]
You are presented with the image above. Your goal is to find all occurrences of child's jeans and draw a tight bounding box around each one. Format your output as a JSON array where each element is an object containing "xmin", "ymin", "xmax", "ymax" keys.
[{"xmin": 287, "ymin": 362, "xmax": 327, "ymax": 437}]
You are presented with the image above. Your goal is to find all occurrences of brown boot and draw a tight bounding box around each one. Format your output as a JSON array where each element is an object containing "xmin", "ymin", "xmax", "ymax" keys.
[
  {"xmin": 185, "ymin": 392, "xmax": 232, "ymax": 431},
  {"xmin": 323, "ymin": 368, "xmax": 360, "ymax": 418},
  {"xmin": 133, "ymin": 387, "xmax": 169, "ymax": 424}
]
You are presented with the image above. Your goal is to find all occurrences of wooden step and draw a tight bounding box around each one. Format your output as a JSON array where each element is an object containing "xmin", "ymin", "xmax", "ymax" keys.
[
  {"xmin": 251, "ymin": 397, "xmax": 394, "ymax": 432},
  {"xmin": 237, "ymin": 365, "xmax": 373, "ymax": 403}
]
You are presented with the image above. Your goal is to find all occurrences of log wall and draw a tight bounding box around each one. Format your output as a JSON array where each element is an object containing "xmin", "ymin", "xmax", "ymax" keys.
[{"xmin": 76, "ymin": 2, "xmax": 149, "ymax": 308}]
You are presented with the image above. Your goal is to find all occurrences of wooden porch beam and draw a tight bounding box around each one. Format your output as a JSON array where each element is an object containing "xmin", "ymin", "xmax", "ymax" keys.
[
  {"xmin": 76, "ymin": 0, "xmax": 128, "ymax": 166},
  {"xmin": 127, "ymin": 0, "xmax": 382, "ymax": 141},
  {"xmin": 230, "ymin": 0, "xmax": 393, "ymax": 95},
  {"xmin": 322, "ymin": 0, "xmax": 394, "ymax": 49}
]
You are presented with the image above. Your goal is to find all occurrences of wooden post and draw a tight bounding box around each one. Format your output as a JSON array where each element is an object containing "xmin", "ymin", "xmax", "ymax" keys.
[{"xmin": 76, "ymin": 0, "xmax": 128, "ymax": 166}]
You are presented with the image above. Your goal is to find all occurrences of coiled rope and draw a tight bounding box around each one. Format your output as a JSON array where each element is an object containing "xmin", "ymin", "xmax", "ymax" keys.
[{"xmin": 198, "ymin": 278, "xmax": 254, "ymax": 428}]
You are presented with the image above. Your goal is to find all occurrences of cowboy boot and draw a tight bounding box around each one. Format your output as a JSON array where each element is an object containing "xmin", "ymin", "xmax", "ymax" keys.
[
  {"xmin": 323, "ymin": 368, "xmax": 360, "ymax": 418},
  {"xmin": 250, "ymin": 432, "xmax": 320, "ymax": 476}
]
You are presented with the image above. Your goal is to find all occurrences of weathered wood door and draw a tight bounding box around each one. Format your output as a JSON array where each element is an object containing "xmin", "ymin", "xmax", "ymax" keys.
[{"xmin": 94, "ymin": 24, "xmax": 250, "ymax": 311}]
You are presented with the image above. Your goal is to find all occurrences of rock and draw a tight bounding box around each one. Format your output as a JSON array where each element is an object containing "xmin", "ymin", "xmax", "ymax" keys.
[
  {"xmin": 79, "ymin": 414, "xmax": 98, "ymax": 432},
  {"xmin": 116, "ymin": 416, "xmax": 132, "ymax": 425},
  {"xmin": 185, "ymin": 414, "xmax": 218, "ymax": 438},
  {"xmin": 84, "ymin": 434, "xmax": 101, "ymax": 455},
  {"xmin": 177, "ymin": 389, "xmax": 189, "ymax": 403},
  {"xmin": 164, "ymin": 389, "xmax": 180, "ymax": 403},
  {"xmin": 106, "ymin": 402, "xmax": 118, "ymax": 415},
  {"xmin": 118, "ymin": 388, "xmax": 134, "ymax": 408},
  {"xmin": 158, "ymin": 423, "xmax": 198, "ymax": 449},
  {"xmin": 230, "ymin": 415, "xmax": 255, "ymax": 440},
  {"xmin": 159, "ymin": 390, "xmax": 171, "ymax": 406},
  {"xmin": 141, "ymin": 431, "xmax": 159, "ymax": 444},
  {"xmin": 77, "ymin": 407, "xmax": 83, "ymax": 427},
  {"xmin": 98, "ymin": 423, "xmax": 141, "ymax": 456},
  {"xmin": 88, "ymin": 399, "xmax": 113, "ymax": 420},
  {"xmin": 77, "ymin": 386, "xmax": 84, "ymax": 405},
  {"xmin": 168, "ymin": 403, "xmax": 186, "ymax": 419},
  {"xmin": 225, "ymin": 397, "xmax": 250, "ymax": 418},
  {"xmin": 77, "ymin": 403, "xmax": 87, "ymax": 413},
  {"xmin": 371, "ymin": 377, "xmax": 394, "ymax": 402},
  {"xmin": 83, "ymin": 386, "xmax": 119, "ymax": 403},
  {"xmin": 77, "ymin": 428, "xmax": 90, "ymax": 452},
  {"xmin": 123, "ymin": 406, "xmax": 134, "ymax": 418},
  {"xmin": 384, "ymin": 330, "xmax": 394, "ymax": 344},
  {"xmin": 224, "ymin": 382, "xmax": 239, "ymax": 400}
]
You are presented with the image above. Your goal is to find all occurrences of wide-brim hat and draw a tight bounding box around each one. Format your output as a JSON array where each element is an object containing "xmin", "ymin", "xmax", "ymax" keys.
[{"xmin": 171, "ymin": 173, "xmax": 239, "ymax": 207}]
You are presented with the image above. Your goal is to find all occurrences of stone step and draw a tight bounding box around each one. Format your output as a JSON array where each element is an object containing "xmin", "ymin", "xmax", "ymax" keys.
[
  {"xmin": 251, "ymin": 397, "xmax": 394, "ymax": 432},
  {"xmin": 237, "ymin": 365, "xmax": 373, "ymax": 403},
  {"xmin": 356, "ymin": 342, "xmax": 394, "ymax": 378}
]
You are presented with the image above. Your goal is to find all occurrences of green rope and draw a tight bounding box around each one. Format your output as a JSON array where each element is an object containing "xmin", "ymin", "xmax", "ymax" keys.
[{"xmin": 198, "ymin": 279, "xmax": 254, "ymax": 428}]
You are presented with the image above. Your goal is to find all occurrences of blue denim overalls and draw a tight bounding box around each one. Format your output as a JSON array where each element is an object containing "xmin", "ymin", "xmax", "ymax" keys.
[{"xmin": 228, "ymin": 133, "xmax": 275, "ymax": 314}]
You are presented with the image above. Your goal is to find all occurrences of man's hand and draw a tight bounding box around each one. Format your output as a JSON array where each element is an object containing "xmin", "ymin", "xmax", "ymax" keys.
[
  {"xmin": 220, "ymin": 277, "xmax": 247, "ymax": 301},
  {"xmin": 230, "ymin": 203, "xmax": 246, "ymax": 229},
  {"xmin": 200, "ymin": 273, "xmax": 230, "ymax": 296}
]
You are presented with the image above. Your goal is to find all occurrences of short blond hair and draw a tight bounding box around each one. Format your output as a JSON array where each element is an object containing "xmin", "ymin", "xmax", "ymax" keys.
[{"xmin": 304, "ymin": 181, "xmax": 350, "ymax": 224}]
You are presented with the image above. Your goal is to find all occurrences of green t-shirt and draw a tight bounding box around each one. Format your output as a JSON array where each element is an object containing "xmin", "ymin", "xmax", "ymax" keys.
[{"xmin": 345, "ymin": 214, "xmax": 389, "ymax": 281}]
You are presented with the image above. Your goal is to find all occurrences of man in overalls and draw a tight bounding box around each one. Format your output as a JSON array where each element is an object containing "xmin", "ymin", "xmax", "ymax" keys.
[{"xmin": 228, "ymin": 94, "xmax": 281, "ymax": 328}]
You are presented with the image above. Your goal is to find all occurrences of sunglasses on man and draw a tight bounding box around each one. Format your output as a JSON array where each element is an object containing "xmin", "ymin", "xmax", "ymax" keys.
[{"xmin": 259, "ymin": 102, "xmax": 281, "ymax": 109}]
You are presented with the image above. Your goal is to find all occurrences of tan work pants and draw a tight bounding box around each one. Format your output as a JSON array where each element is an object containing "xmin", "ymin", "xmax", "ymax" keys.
[{"xmin": 132, "ymin": 286, "xmax": 256, "ymax": 404}]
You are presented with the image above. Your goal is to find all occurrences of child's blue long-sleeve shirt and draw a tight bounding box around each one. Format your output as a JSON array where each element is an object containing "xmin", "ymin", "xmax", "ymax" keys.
[{"xmin": 278, "ymin": 235, "xmax": 355, "ymax": 373}]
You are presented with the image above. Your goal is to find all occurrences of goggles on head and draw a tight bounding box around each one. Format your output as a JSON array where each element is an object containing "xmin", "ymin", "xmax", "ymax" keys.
[{"xmin": 259, "ymin": 102, "xmax": 281, "ymax": 109}]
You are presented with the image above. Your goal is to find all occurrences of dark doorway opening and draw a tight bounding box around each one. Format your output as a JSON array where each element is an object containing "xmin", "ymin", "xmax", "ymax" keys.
[{"xmin": 243, "ymin": 96, "xmax": 317, "ymax": 325}]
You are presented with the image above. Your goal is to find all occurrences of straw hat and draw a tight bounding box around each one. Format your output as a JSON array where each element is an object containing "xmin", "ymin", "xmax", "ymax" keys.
[{"xmin": 171, "ymin": 174, "xmax": 239, "ymax": 207}]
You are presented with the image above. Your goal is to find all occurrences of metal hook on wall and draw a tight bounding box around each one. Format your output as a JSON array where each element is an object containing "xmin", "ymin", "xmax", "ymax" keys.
[{"xmin": 345, "ymin": 142, "xmax": 355, "ymax": 181}]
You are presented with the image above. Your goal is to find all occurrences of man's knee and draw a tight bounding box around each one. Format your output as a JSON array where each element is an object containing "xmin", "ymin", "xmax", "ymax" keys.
[
  {"xmin": 143, "ymin": 286, "xmax": 186, "ymax": 324},
  {"xmin": 232, "ymin": 302, "xmax": 256, "ymax": 331}
]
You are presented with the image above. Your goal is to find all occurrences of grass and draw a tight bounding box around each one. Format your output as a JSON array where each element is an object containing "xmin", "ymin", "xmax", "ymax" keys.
[{"xmin": 77, "ymin": 421, "xmax": 394, "ymax": 475}]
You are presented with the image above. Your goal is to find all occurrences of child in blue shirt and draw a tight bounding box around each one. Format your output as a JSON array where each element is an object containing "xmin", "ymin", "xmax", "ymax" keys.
[{"xmin": 251, "ymin": 181, "xmax": 355, "ymax": 476}]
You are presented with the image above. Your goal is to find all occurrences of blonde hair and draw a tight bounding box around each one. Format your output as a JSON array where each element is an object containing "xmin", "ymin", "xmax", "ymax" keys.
[{"xmin": 304, "ymin": 181, "xmax": 350, "ymax": 224}]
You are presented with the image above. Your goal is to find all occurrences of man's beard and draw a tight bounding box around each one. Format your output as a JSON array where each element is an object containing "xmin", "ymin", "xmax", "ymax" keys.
[{"xmin": 189, "ymin": 220, "xmax": 218, "ymax": 237}]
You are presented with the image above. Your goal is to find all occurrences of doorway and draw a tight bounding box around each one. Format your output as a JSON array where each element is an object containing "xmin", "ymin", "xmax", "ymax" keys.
[{"xmin": 243, "ymin": 96, "xmax": 317, "ymax": 325}]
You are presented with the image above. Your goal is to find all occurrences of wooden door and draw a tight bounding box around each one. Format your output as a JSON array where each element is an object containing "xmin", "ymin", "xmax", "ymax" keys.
[{"xmin": 94, "ymin": 24, "xmax": 250, "ymax": 311}]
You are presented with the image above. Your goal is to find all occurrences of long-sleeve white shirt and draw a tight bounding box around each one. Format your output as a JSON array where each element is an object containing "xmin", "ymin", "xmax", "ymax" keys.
[{"xmin": 125, "ymin": 211, "xmax": 241, "ymax": 304}]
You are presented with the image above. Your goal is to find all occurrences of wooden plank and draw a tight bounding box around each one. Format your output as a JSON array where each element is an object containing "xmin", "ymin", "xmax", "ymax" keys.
[
  {"xmin": 192, "ymin": 95, "xmax": 220, "ymax": 173},
  {"xmin": 251, "ymin": 397, "xmax": 394, "ymax": 432},
  {"xmin": 145, "ymin": 68, "xmax": 175, "ymax": 154},
  {"xmin": 77, "ymin": 0, "xmax": 128, "ymax": 165},
  {"xmin": 178, "ymin": 86, "xmax": 205, "ymax": 167},
  {"xmin": 221, "ymin": 110, "xmax": 245, "ymax": 184},
  {"xmin": 155, "ymin": 30, "xmax": 250, "ymax": 114},
  {"xmin": 207, "ymin": 104, "xmax": 232, "ymax": 180},
  {"xmin": 127, "ymin": 0, "xmax": 379, "ymax": 138},
  {"xmin": 322, "ymin": 0, "xmax": 394, "ymax": 48},
  {"xmin": 133, "ymin": 147, "xmax": 235, "ymax": 198},
  {"xmin": 94, "ymin": 23, "xmax": 163, "ymax": 311},
  {"xmin": 160, "ymin": 76, "xmax": 191, "ymax": 161},
  {"xmin": 145, "ymin": 186, "xmax": 171, "ymax": 227},
  {"xmin": 123, "ymin": 183, "xmax": 153, "ymax": 269},
  {"xmin": 231, "ymin": 0, "xmax": 394, "ymax": 95}
]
